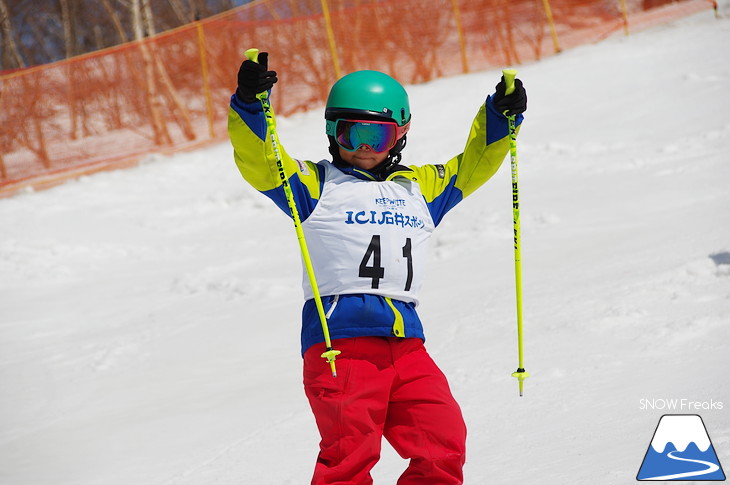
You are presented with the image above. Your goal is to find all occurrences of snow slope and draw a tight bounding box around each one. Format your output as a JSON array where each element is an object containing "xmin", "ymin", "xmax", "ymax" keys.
[{"xmin": 1, "ymin": 8, "xmax": 729, "ymax": 485}]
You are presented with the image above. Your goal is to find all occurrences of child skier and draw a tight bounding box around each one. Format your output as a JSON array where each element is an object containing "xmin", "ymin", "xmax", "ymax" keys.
[{"xmin": 228, "ymin": 52, "xmax": 526, "ymax": 485}]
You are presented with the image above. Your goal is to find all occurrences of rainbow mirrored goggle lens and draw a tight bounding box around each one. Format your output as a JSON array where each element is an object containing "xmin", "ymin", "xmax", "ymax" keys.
[{"xmin": 331, "ymin": 119, "xmax": 409, "ymax": 153}]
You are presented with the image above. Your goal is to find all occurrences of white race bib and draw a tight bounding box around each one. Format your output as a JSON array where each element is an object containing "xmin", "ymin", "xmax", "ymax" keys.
[{"xmin": 301, "ymin": 163, "xmax": 435, "ymax": 304}]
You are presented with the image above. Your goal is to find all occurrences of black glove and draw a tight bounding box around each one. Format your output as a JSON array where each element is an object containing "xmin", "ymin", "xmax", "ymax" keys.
[
  {"xmin": 236, "ymin": 52, "xmax": 278, "ymax": 103},
  {"xmin": 493, "ymin": 76, "xmax": 527, "ymax": 117}
]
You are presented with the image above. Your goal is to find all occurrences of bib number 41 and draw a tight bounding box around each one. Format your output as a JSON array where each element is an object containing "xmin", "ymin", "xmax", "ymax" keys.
[{"xmin": 358, "ymin": 235, "xmax": 413, "ymax": 291}]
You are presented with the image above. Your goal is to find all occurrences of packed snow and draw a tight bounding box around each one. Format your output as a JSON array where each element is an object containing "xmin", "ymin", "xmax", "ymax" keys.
[{"xmin": 1, "ymin": 7, "xmax": 729, "ymax": 484}]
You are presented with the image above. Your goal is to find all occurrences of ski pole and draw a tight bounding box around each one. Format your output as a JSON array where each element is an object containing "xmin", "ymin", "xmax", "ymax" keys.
[
  {"xmin": 502, "ymin": 68, "xmax": 530, "ymax": 396},
  {"xmin": 245, "ymin": 48, "xmax": 341, "ymax": 377}
]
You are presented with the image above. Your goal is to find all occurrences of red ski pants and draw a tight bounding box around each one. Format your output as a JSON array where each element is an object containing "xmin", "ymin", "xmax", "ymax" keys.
[{"xmin": 303, "ymin": 337, "xmax": 467, "ymax": 485}]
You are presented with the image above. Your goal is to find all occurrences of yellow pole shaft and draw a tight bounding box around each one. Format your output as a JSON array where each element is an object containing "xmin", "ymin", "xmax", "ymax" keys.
[
  {"xmin": 246, "ymin": 48, "xmax": 340, "ymax": 376},
  {"xmin": 503, "ymin": 69, "xmax": 530, "ymax": 396}
]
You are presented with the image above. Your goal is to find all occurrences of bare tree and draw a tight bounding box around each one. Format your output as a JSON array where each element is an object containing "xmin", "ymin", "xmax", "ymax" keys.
[
  {"xmin": 141, "ymin": 0, "xmax": 157, "ymax": 36},
  {"xmin": 102, "ymin": 0, "xmax": 129, "ymax": 43},
  {"xmin": 167, "ymin": 0, "xmax": 196, "ymax": 24},
  {"xmin": 1, "ymin": 0, "xmax": 251, "ymax": 69},
  {"xmin": 59, "ymin": 0, "xmax": 79, "ymax": 58},
  {"xmin": 128, "ymin": 0, "xmax": 171, "ymax": 145},
  {"xmin": 0, "ymin": 0, "xmax": 25, "ymax": 69}
]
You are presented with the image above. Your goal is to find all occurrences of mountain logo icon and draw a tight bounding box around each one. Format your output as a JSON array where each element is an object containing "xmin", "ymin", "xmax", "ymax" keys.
[{"xmin": 637, "ymin": 414, "xmax": 726, "ymax": 481}]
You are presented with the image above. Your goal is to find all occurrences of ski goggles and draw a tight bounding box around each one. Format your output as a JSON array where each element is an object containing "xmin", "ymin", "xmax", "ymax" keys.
[{"xmin": 327, "ymin": 119, "xmax": 410, "ymax": 153}]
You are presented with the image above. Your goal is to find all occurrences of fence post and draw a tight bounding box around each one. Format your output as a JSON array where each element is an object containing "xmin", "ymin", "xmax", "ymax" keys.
[
  {"xmin": 540, "ymin": 0, "xmax": 562, "ymax": 53},
  {"xmin": 0, "ymin": 79, "xmax": 5, "ymax": 179},
  {"xmin": 196, "ymin": 21, "xmax": 215, "ymax": 140},
  {"xmin": 451, "ymin": 0, "xmax": 469, "ymax": 73},
  {"xmin": 320, "ymin": 0, "xmax": 342, "ymax": 79},
  {"xmin": 620, "ymin": 0, "xmax": 630, "ymax": 35}
]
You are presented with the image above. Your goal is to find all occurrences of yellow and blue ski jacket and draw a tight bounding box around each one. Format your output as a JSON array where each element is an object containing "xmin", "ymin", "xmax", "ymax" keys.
[{"xmin": 229, "ymin": 92, "xmax": 522, "ymax": 355}]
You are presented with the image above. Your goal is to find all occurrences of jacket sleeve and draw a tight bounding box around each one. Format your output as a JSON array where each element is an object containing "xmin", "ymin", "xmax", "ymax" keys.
[
  {"xmin": 227, "ymin": 93, "xmax": 323, "ymax": 220},
  {"xmin": 408, "ymin": 95, "xmax": 523, "ymax": 226}
]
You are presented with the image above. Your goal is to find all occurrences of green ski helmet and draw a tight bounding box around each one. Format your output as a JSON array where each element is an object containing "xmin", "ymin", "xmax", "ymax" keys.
[{"xmin": 325, "ymin": 70, "xmax": 411, "ymax": 171}]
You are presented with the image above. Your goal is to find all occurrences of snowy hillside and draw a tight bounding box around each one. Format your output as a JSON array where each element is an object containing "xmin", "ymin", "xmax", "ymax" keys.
[{"xmin": 1, "ymin": 7, "xmax": 729, "ymax": 485}]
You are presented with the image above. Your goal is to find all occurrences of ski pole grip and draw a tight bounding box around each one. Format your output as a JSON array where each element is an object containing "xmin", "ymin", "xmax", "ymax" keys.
[
  {"xmin": 502, "ymin": 68, "xmax": 517, "ymax": 96},
  {"xmin": 244, "ymin": 48, "xmax": 269, "ymax": 100},
  {"xmin": 245, "ymin": 48, "xmax": 259, "ymax": 63}
]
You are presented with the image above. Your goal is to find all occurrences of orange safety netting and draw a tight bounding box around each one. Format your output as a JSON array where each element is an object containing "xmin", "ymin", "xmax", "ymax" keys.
[{"xmin": 0, "ymin": 0, "xmax": 714, "ymax": 193}]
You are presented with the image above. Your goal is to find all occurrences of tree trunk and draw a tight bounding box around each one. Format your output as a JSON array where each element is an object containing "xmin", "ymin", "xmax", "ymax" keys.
[
  {"xmin": 102, "ymin": 0, "xmax": 128, "ymax": 43},
  {"xmin": 141, "ymin": 0, "xmax": 156, "ymax": 35},
  {"xmin": 60, "ymin": 0, "xmax": 81, "ymax": 140},
  {"xmin": 0, "ymin": 0, "xmax": 25, "ymax": 69},
  {"xmin": 59, "ymin": 0, "xmax": 77, "ymax": 59},
  {"xmin": 145, "ymin": 0, "xmax": 196, "ymax": 142},
  {"xmin": 167, "ymin": 0, "xmax": 194, "ymax": 24},
  {"xmin": 132, "ymin": 0, "xmax": 172, "ymax": 146}
]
